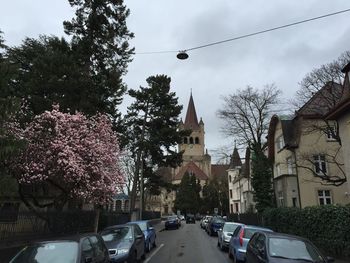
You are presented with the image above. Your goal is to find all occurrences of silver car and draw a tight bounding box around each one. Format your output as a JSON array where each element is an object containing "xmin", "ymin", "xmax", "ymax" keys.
[
  {"xmin": 201, "ymin": 215, "xmax": 212, "ymax": 229},
  {"xmin": 217, "ymin": 222, "xmax": 243, "ymax": 251}
]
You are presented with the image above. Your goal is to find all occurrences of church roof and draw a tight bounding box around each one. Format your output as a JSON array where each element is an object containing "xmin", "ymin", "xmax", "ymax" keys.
[
  {"xmin": 174, "ymin": 161, "xmax": 208, "ymax": 181},
  {"xmin": 211, "ymin": 164, "xmax": 229, "ymax": 178},
  {"xmin": 184, "ymin": 93, "xmax": 199, "ymax": 130},
  {"xmin": 229, "ymin": 147, "xmax": 242, "ymax": 169}
]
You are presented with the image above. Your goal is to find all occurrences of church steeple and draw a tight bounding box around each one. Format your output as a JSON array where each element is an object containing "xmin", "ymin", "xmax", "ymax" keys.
[{"xmin": 184, "ymin": 92, "xmax": 199, "ymax": 130}]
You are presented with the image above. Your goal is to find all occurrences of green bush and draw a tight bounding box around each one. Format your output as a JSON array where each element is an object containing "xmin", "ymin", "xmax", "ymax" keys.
[{"xmin": 262, "ymin": 205, "xmax": 350, "ymax": 258}]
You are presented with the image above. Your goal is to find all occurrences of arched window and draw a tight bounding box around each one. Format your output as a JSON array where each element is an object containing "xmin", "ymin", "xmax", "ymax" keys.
[
  {"xmin": 183, "ymin": 137, "xmax": 188, "ymax": 144},
  {"xmin": 189, "ymin": 137, "xmax": 194, "ymax": 144},
  {"xmin": 195, "ymin": 137, "xmax": 199, "ymax": 144},
  {"xmin": 115, "ymin": 200, "xmax": 122, "ymax": 212}
]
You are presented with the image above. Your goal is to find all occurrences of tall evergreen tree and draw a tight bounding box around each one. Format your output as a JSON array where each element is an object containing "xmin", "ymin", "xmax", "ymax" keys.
[
  {"xmin": 124, "ymin": 75, "xmax": 190, "ymax": 212},
  {"xmin": 251, "ymin": 146, "xmax": 274, "ymax": 213},
  {"xmin": 64, "ymin": 0, "xmax": 134, "ymax": 123},
  {"xmin": 174, "ymin": 173, "xmax": 201, "ymax": 214}
]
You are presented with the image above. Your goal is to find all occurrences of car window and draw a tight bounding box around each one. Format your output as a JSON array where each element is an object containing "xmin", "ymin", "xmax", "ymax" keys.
[
  {"xmin": 256, "ymin": 234, "xmax": 266, "ymax": 250},
  {"xmin": 137, "ymin": 222, "xmax": 148, "ymax": 231},
  {"xmin": 249, "ymin": 233, "xmax": 259, "ymax": 248},
  {"xmin": 269, "ymin": 238, "xmax": 323, "ymax": 261},
  {"xmin": 10, "ymin": 242, "xmax": 78, "ymax": 263},
  {"xmin": 89, "ymin": 235, "xmax": 105, "ymax": 258},
  {"xmin": 134, "ymin": 225, "xmax": 143, "ymax": 236},
  {"xmin": 223, "ymin": 224, "xmax": 239, "ymax": 233},
  {"xmin": 232, "ymin": 226, "xmax": 241, "ymax": 237},
  {"xmin": 244, "ymin": 228, "xmax": 260, "ymax": 239},
  {"xmin": 100, "ymin": 227, "xmax": 132, "ymax": 242},
  {"xmin": 81, "ymin": 238, "xmax": 94, "ymax": 262}
]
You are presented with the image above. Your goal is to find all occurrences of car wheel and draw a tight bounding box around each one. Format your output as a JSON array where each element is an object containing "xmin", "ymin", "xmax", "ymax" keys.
[
  {"xmin": 127, "ymin": 250, "xmax": 137, "ymax": 263},
  {"xmin": 147, "ymin": 240, "xmax": 152, "ymax": 252},
  {"xmin": 228, "ymin": 247, "xmax": 233, "ymax": 259}
]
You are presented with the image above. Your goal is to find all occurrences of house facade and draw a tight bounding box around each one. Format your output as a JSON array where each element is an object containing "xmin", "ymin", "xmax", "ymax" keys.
[
  {"xmin": 268, "ymin": 79, "xmax": 350, "ymax": 208},
  {"xmin": 227, "ymin": 147, "xmax": 255, "ymax": 213}
]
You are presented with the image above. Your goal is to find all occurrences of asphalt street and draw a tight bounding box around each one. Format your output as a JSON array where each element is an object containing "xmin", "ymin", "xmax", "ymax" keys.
[{"xmin": 146, "ymin": 221, "xmax": 231, "ymax": 263}]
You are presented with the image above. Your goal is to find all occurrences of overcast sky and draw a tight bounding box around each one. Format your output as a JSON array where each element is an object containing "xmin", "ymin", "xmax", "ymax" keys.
[{"xmin": 1, "ymin": 0, "xmax": 349, "ymax": 162}]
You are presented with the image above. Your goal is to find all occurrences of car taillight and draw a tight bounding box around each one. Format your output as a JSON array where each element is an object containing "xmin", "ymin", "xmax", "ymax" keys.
[{"xmin": 239, "ymin": 229, "xmax": 244, "ymax": 246}]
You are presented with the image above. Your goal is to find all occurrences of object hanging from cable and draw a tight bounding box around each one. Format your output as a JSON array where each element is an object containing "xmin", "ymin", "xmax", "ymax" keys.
[{"xmin": 177, "ymin": 51, "xmax": 189, "ymax": 60}]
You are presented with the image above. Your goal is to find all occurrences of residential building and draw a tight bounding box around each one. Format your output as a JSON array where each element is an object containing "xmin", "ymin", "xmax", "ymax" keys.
[
  {"xmin": 326, "ymin": 62, "xmax": 350, "ymax": 196},
  {"xmin": 268, "ymin": 81, "xmax": 349, "ymax": 208},
  {"xmin": 227, "ymin": 147, "xmax": 255, "ymax": 213}
]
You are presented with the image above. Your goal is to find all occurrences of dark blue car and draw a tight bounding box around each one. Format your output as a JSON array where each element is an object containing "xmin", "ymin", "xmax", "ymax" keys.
[
  {"xmin": 207, "ymin": 217, "xmax": 225, "ymax": 236},
  {"xmin": 165, "ymin": 215, "xmax": 180, "ymax": 230},
  {"xmin": 129, "ymin": 220, "xmax": 156, "ymax": 252}
]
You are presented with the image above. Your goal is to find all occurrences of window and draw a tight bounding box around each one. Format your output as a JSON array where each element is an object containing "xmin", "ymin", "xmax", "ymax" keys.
[
  {"xmin": 278, "ymin": 191, "xmax": 284, "ymax": 207},
  {"xmin": 195, "ymin": 137, "xmax": 199, "ymax": 144},
  {"xmin": 275, "ymin": 135, "xmax": 285, "ymax": 151},
  {"xmin": 189, "ymin": 137, "xmax": 194, "ymax": 144},
  {"xmin": 326, "ymin": 125, "xmax": 337, "ymax": 140},
  {"xmin": 230, "ymin": 204, "xmax": 234, "ymax": 213},
  {"xmin": 313, "ymin": 155, "xmax": 327, "ymax": 175},
  {"xmin": 287, "ymin": 157, "xmax": 296, "ymax": 174},
  {"xmin": 292, "ymin": 197, "xmax": 297, "ymax": 207},
  {"xmin": 235, "ymin": 203, "xmax": 239, "ymax": 213},
  {"xmin": 229, "ymin": 189, "xmax": 233, "ymax": 198},
  {"xmin": 229, "ymin": 175, "xmax": 232, "ymax": 182},
  {"xmin": 183, "ymin": 137, "xmax": 188, "ymax": 144},
  {"xmin": 275, "ymin": 164, "xmax": 281, "ymax": 176},
  {"xmin": 318, "ymin": 190, "xmax": 332, "ymax": 205}
]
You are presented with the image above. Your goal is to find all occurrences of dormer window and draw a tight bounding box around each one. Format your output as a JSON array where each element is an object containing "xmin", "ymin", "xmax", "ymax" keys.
[
  {"xmin": 326, "ymin": 125, "xmax": 337, "ymax": 140},
  {"xmin": 275, "ymin": 135, "xmax": 285, "ymax": 151}
]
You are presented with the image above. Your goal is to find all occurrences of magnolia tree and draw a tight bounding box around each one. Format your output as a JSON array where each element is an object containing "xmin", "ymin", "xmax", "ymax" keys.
[{"xmin": 16, "ymin": 105, "xmax": 124, "ymax": 210}]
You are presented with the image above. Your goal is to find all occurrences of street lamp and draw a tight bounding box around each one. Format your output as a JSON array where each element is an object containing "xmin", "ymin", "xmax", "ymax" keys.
[{"xmin": 177, "ymin": 50, "xmax": 189, "ymax": 60}]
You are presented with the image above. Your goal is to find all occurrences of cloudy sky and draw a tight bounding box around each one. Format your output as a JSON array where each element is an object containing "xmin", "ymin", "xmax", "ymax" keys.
[{"xmin": 1, "ymin": 0, "xmax": 349, "ymax": 161}]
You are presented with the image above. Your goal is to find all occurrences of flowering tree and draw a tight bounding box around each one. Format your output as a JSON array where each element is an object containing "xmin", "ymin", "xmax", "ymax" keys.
[{"xmin": 16, "ymin": 105, "xmax": 124, "ymax": 210}]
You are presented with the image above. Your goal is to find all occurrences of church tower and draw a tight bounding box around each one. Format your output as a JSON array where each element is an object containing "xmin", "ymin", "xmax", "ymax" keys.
[{"xmin": 176, "ymin": 93, "xmax": 211, "ymax": 179}]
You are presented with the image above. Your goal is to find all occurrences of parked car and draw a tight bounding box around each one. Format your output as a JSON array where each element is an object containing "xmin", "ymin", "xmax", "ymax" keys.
[
  {"xmin": 217, "ymin": 222, "xmax": 243, "ymax": 251},
  {"xmin": 100, "ymin": 224, "xmax": 145, "ymax": 263},
  {"xmin": 128, "ymin": 220, "xmax": 156, "ymax": 252},
  {"xmin": 200, "ymin": 215, "xmax": 212, "ymax": 229},
  {"xmin": 10, "ymin": 233, "xmax": 109, "ymax": 263},
  {"xmin": 165, "ymin": 215, "xmax": 180, "ymax": 230},
  {"xmin": 228, "ymin": 225, "xmax": 273, "ymax": 263},
  {"xmin": 246, "ymin": 231, "xmax": 335, "ymax": 263},
  {"xmin": 179, "ymin": 215, "xmax": 185, "ymax": 221},
  {"xmin": 207, "ymin": 216, "xmax": 225, "ymax": 236},
  {"xmin": 186, "ymin": 214, "xmax": 196, "ymax": 224}
]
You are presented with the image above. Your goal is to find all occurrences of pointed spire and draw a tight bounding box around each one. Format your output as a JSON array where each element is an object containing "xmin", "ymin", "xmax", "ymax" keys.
[
  {"xmin": 184, "ymin": 92, "xmax": 199, "ymax": 129},
  {"xmin": 341, "ymin": 62, "xmax": 350, "ymax": 99},
  {"xmin": 229, "ymin": 147, "xmax": 242, "ymax": 169}
]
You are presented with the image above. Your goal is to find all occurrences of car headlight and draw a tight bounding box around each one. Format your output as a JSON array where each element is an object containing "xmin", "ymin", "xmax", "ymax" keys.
[{"xmin": 117, "ymin": 248, "xmax": 129, "ymax": 254}]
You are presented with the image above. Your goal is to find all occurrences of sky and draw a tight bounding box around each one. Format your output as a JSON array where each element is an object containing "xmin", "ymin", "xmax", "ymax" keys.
[{"xmin": 1, "ymin": 0, "xmax": 350, "ymax": 162}]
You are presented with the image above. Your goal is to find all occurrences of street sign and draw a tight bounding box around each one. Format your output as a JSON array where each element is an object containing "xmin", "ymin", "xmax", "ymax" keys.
[{"xmin": 214, "ymin": 208, "xmax": 218, "ymax": 214}]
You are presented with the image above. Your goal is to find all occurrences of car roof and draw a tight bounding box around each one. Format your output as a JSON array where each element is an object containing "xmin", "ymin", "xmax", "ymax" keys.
[
  {"xmin": 244, "ymin": 225, "xmax": 273, "ymax": 231},
  {"xmin": 260, "ymin": 231, "xmax": 310, "ymax": 241},
  {"xmin": 128, "ymin": 220, "xmax": 148, "ymax": 224},
  {"xmin": 28, "ymin": 233, "xmax": 100, "ymax": 244},
  {"xmin": 103, "ymin": 224, "xmax": 134, "ymax": 230}
]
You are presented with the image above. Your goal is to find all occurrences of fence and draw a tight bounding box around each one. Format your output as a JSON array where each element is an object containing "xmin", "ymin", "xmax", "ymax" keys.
[{"xmin": 228, "ymin": 212, "xmax": 262, "ymax": 226}]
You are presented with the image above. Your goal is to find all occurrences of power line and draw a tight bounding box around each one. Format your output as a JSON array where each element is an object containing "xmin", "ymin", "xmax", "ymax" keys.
[{"xmin": 136, "ymin": 8, "xmax": 350, "ymax": 55}]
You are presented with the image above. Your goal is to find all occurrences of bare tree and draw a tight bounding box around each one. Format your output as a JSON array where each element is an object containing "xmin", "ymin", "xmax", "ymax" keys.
[
  {"xmin": 217, "ymin": 84, "xmax": 281, "ymax": 151},
  {"xmin": 293, "ymin": 50, "xmax": 350, "ymax": 110}
]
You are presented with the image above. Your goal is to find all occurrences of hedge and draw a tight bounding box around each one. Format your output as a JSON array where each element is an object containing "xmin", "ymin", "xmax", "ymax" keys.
[{"xmin": 262, "ymin": 205, "xmax": 350, "ymax": 258}]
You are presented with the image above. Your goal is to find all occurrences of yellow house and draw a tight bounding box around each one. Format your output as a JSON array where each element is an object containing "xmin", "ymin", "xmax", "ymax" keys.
[{"xmin": 268, "ymin": 81, "xmax": 349, "ymax": 208}]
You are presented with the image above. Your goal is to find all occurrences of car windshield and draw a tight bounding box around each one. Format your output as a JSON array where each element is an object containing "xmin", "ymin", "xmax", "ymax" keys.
[
  {"xmin": 101, "ymin": 226, "xmax": 132, "ymax": 242},
  {"xmin": 168, "ymin": 216, "xmax": 178, "ymax": 220},
  {"xmin": 223, "ymin": 224, "xmax": 239, "ymax": 233},
  {"xmin": 136, "ymin": 222, "xmax": 147, "ymax": 231},
  {"xmin": 10, "ymin": 241, "xmax": 78, "ymax": 263},
  {"xmin": 269, "ymin": 238, "xmax": 323, "ymax": 261},
  {"xmin": 213, "ymin": 218, "xmax": 225, "ymax": 224}
]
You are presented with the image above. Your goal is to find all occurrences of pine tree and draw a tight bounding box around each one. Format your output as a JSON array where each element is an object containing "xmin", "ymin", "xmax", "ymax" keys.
[
  {"xmin": 124, "ymin": 75, "xmax": 190, "ymax": 212},
  {"xmin": 174, "ymin": 173, "xmax": 201, "ymax": 214},
  {"xmin": 64, "ymin": 0, "xmax": 134, "ymax": 123}
]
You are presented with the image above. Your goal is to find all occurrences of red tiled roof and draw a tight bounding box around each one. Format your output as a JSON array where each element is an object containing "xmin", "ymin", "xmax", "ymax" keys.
[
  {"xmin": 211, "ymin": 164, "xmax": 229, "ymax": 178},
  {"xmin": 184, "ymin": 94, "xmax": 199, "ymax": 130},
  {"xmin": 174, "ymin": 161, "xmax": 208, "ymax": 181}
]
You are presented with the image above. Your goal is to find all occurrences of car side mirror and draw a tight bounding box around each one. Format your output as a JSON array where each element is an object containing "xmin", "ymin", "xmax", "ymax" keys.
[
  {"xmin": 85, "ymin": 257, "xmax": 93, "ymax": 263},
  {"xmin": 326, "ymin": 256, "xmax": 335, "ymax": 263}
]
